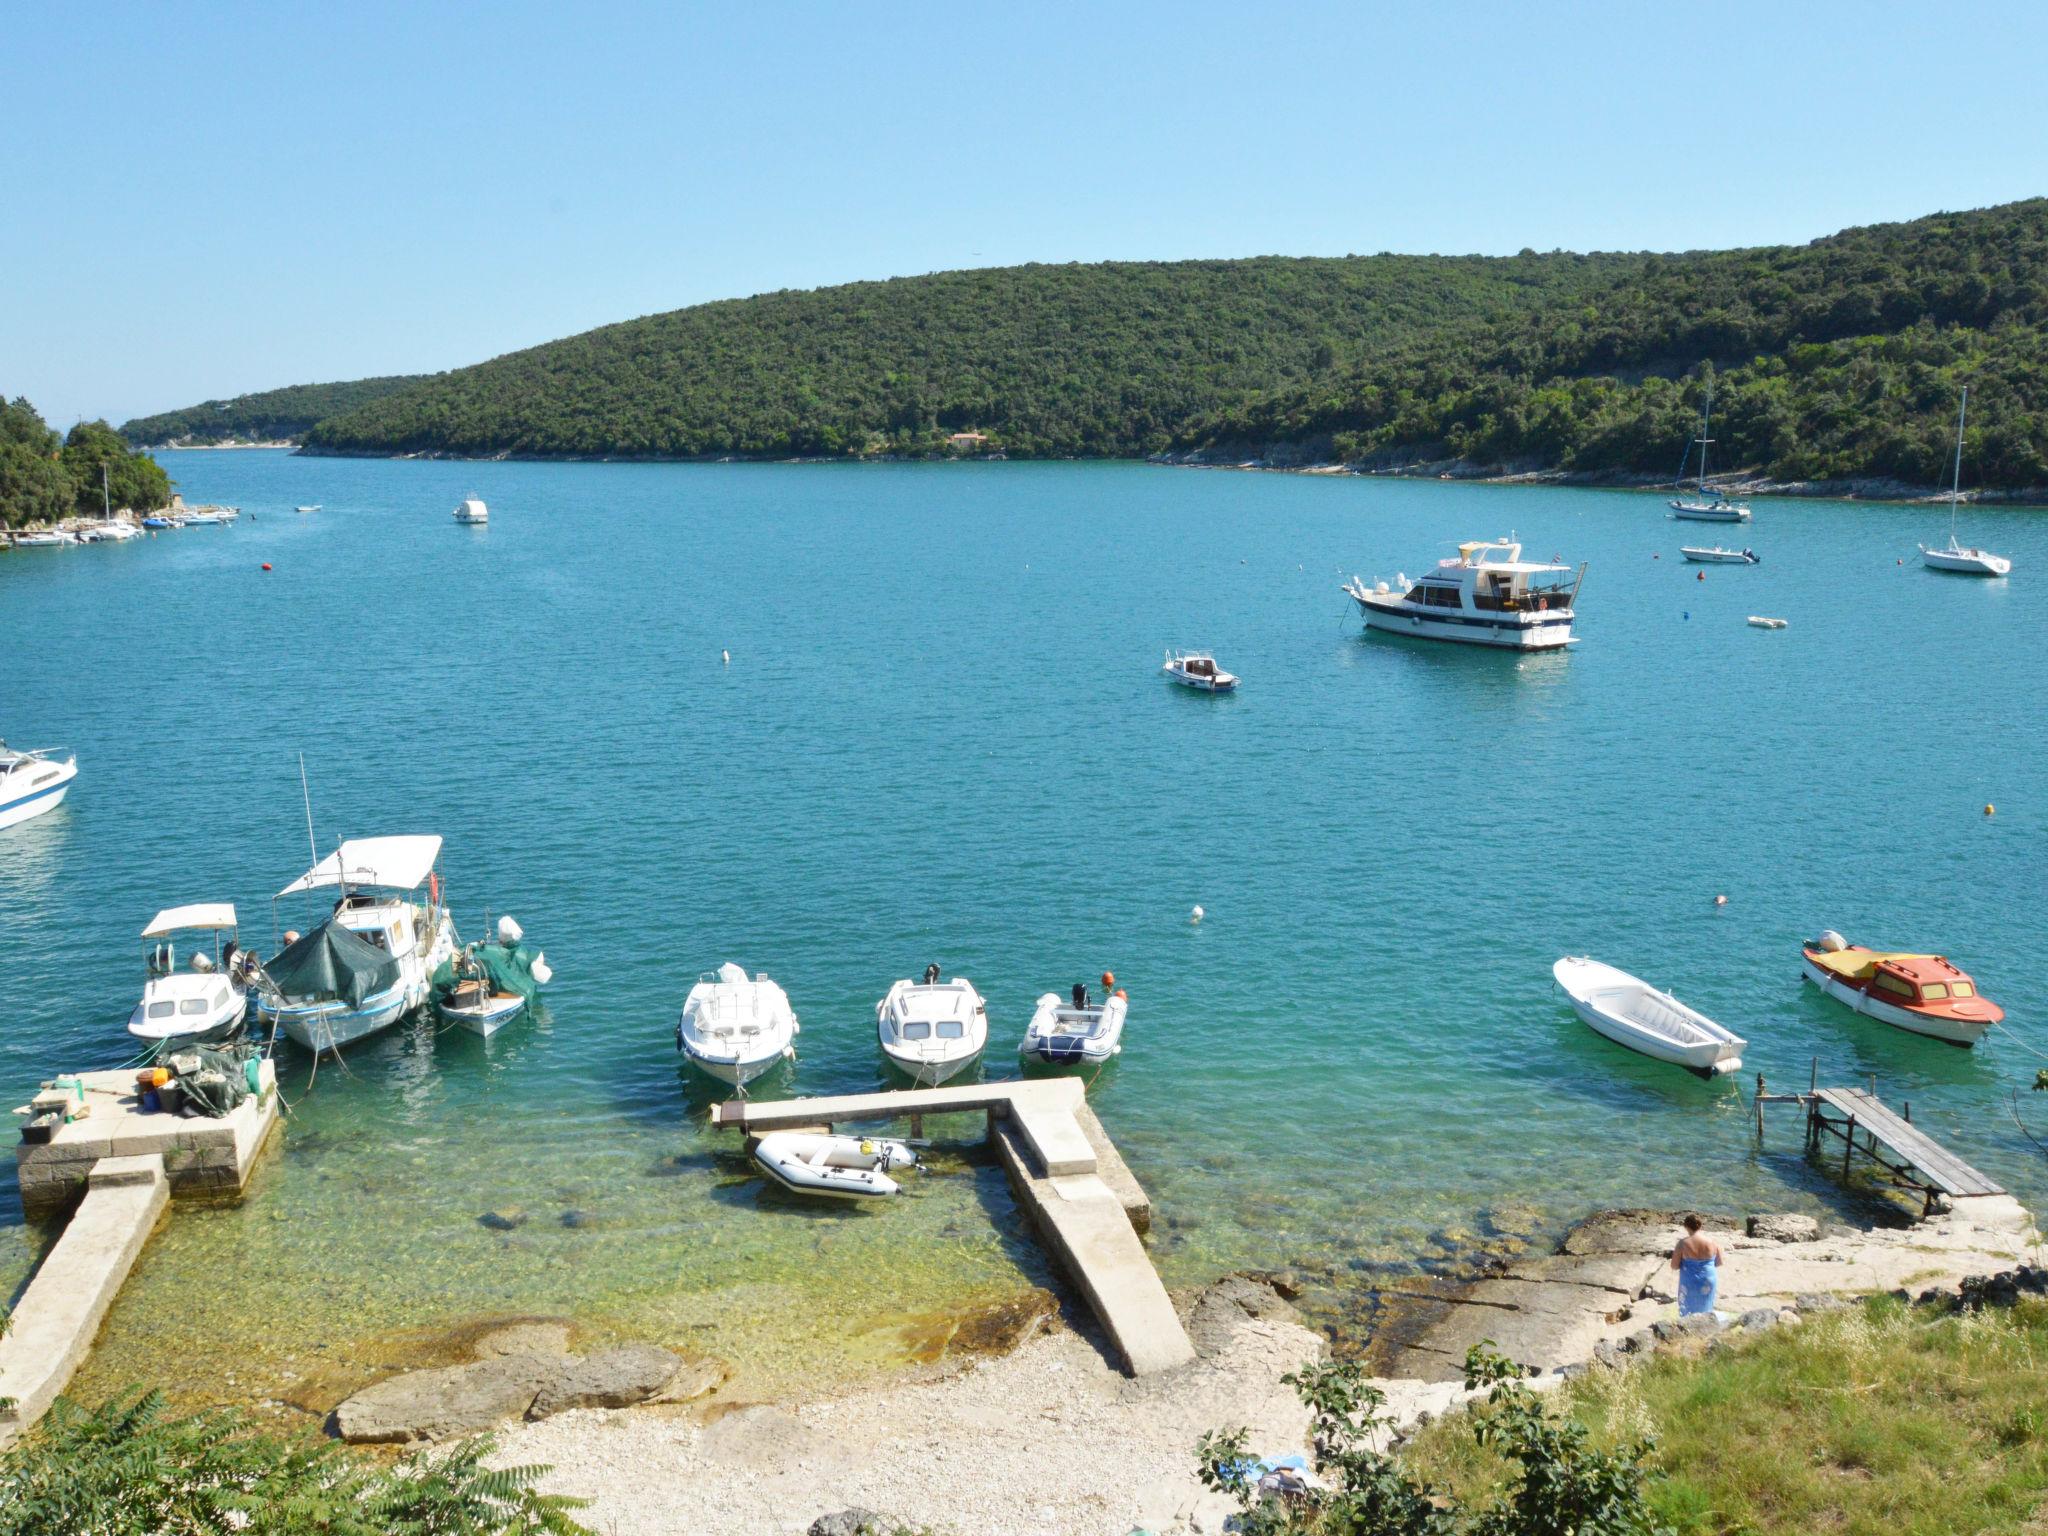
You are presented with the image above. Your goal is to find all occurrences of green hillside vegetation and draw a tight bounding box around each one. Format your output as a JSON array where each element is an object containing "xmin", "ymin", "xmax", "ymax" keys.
[
  {"xmin": 2, "ymin": 397, "xmax": 170, "ymax": 527},
  {"xmin": 300, "ymin": 254, "xmax": 1644, "ymax": 459},
  {"xmin": 1182, "ymin": 199, "xmax": 2048, "ymax": 489},
  {"xmin": 121, "ymin": 374, "xmax": 430, "ymax": 447}
]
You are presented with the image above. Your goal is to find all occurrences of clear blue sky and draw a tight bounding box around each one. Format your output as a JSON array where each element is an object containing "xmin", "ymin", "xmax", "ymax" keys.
[{"xmin": 6, "ymin": 0, "xmax": 2044, "ymax": 427}]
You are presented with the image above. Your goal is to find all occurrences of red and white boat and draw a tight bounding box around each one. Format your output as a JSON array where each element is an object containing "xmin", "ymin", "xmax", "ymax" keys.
[{"xmin": 1801, "ymin": 930, "xmax": 2003, "ymax": 1046}]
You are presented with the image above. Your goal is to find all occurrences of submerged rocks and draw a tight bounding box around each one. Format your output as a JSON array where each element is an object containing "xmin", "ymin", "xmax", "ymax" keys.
[
  {"xmin": 334, "ymin": 1341, "xmax": 707, "ymax": 1443},
  {"xmin": 479, "ymin": 1207, "xmax": 528, "ymax": 1232}
]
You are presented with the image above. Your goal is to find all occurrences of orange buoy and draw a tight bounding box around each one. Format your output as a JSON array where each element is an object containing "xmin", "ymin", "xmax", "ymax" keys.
[
  {"xmin": 1101, "ymin": 970, "xmax": 1115, "ymax": 989},
  {"xmin": 1696, "ymin": 571, "xmax": 1705, "ymax": 581},
  {"xmin": 1985, "ymin": 804, "xmax": 1995, "ymax": 816},
  {"xmin": 261, "ymin": 562, "xmax": 272, "ymax": 571}
]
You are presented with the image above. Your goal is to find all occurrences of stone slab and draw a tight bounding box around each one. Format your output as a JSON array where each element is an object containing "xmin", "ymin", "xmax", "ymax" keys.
[{"xmin": 15, "ymin": 1067, "xmax": 277, "ymax": 1212}]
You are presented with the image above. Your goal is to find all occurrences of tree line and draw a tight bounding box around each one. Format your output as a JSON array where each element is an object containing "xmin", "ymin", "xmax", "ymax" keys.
[
  {"xmin": 120, "ymin": 374, "xmax": 430, "ymax": 447},
  {"xmin": 1, "ymin": 397, "xmax": 171, "ymax": 528}
]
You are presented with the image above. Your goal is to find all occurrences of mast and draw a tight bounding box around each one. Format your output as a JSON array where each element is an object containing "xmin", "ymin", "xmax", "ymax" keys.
[
  {"xmin": 1696, "ymin": 383, "xmax": 1714, "ymax": 494},
  {"xmin": 1949, "ymin": 386, "xmax": 1968, "ymax": 542},
  {"xmin": 101, "ymin": 463, "xmax": 111, "ymax": 522}
]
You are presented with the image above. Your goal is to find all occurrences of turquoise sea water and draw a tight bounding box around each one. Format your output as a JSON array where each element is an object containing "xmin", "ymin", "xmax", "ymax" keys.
[{"xmin": 4, "ymin": 452, "xmax": 2044, "ymax": 1411}]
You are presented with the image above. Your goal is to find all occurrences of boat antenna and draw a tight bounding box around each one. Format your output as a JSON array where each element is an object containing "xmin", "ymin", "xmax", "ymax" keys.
[
  {"xmin": 1949, "ymin": 386, "xmax": 1968, "ymax": 542},
  {"xmin": 298, "ymin": 753, "xmax": 319, "ymax": 869}
]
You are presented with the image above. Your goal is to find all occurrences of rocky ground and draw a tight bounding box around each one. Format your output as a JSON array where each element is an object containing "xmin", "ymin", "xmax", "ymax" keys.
[{"xmin": 456, "ymin": 1197, "xmax": 2039, "ymax": 1536}]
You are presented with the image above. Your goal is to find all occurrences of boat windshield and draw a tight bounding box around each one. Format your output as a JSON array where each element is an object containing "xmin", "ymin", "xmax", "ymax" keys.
[
  {"xmin": 937, "ymin": 1020, "xmax": 965, "ymax": 1039},
  {"xmin": 901, "ymin": 1021, "xmax": 930, "ymax": 1040}
]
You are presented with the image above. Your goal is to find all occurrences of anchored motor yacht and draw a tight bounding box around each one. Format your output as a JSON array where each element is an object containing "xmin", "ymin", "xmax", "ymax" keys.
[
  {"xmin": 453, "ymin": 495, "xmax": 489, "ymax": 524},
  {"xmin": 1162, "ymin": 650, "xmax": 1238, "ymax": 691},
  {"xmin": 128, "ymin": 904, "xmax": 251, "ymax": 1046},
  {"xmin": 877, "ymin": 965, "xmax": 988, "ymax": 1084},
  {"xmin": 1344, "ymin": 539, "xmax": 1584, "ymax": 649},
  {"xmin": 0, "ymin": 742, "xmax": 78, "ymax": 829},
  {"xmin": 256, "ymin": 835, "xmax": 459, "ymax": 1052},
  {"xmin": 676, "ymin": 962, "xmax": 800, "ymax": 1085}
]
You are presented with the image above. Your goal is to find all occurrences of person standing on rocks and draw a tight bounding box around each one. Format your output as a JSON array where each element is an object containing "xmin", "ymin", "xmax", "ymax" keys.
[{"xmin": 1671, "ymin": 1215, "xmax": 1722, "ymax": 1317}]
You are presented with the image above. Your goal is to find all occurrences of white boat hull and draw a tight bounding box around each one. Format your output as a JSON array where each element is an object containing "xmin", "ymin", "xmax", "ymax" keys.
[
  {"xmin": 879, "ymin": 1044, "xmax": 981, "ymax": 1084},
  {"xmin": 0, "ymin": 757, "xmax": 77, "ymax": 829},
  {"xmin": 1554, "ymin": 957, "xmax": 1745, "ymax": 1075},
  {"xmin": 1681, "ymin": 548, "xmax": 1758, "ymax": 564},
  {"xmin": 436, "ymin": 993, "xmax": 526, "ymax": 1037},
  {"xmin": 1020, "ymin": 992, "xmax": 1126, "ymax": 1066},
  {"xmin": 681, "ymin": 1044, "xmax": 793, "ymax": 1086},
  {"xmin": 128, "ymin": 987, "xmax": 248, "ymax": 1044},
  {"xmin": 1355, "ymin": 594, "xmax": 1576, "ymax": 650},
  {"xmin": 1669, "ymin": 502, "xmax": 1751, "ymax": 522},
  {"xmin": 1920, "ymin": 546, "xmax": 2011, "ymax": 576},
  {"xmin": 269, "ymin": 982, "xmax": 415, "ymax": 1051},
  {"xmin": 753, "ymin": 1132, "xmax": 913, "ymax": 1200},
  {"xmin": 1800, "ymin": 958, "xmax": 1989, "ymax": 1046}
]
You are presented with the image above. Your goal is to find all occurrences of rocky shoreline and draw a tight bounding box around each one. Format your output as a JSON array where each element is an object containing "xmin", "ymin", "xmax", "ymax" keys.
[{"xmin": 448, "ymin": 1194, "xmax": 2039, "ymax": 1535}]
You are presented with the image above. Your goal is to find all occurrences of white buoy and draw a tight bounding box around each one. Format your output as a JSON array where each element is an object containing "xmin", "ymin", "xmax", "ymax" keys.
[
  {"xmin": 1713, "ymin": 894, "xmax": 1728, "ymax": 907},
  {"xmin": 1191, "ymin": 904, "xmax": 1205, "ymax": 923},
  {"xmin": 496, "ymin": 914, "xmax": 524, "ymax": 943},
  {"xmin": 531, "ymin": 953, "xmax": 553, "ymax": 986},
  {"xmin": 722, "ymin": 649, "xmax": 730, "ymax": 665}
]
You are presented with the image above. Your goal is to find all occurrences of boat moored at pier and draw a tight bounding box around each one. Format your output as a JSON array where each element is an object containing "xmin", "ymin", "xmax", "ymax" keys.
[
  {"xmin": 1801, "ymin": 930, "xmax": 2002, "ymax": 1046},
  {"xmin": 1020, "ymin": 981, "xmax": 1127, "ymax": 1067},
  {"xmin": 677, "ymin": 962, "xmax": 799, "ymax": 1084},
  {"xmin": 1344, "ymin": 539, "xmax": 1583, "ymax": 649},
  {"xmin": 257, "ymin": 835, "xmax": 458, "ymax": 1052},
  {"xmin": 128, "ymin": 904, "xmax": 250, "ymax": 1046},
  {"xmin": 878, "ymin": 965, "xmax": 988, "ymax": 1084}
]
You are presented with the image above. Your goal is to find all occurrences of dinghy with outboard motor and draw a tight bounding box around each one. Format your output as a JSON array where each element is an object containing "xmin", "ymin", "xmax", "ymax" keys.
[
  {"xmin": 752, "ymin": 1131, "xmax": 917, "ymax": 1200},
  {"xmin": 1553, "ymin": 956, "xmax": 1746, "ymax": 1076},
  {"xmin": 433, "ymin": 915, "xmax": 552, "ymax": 1036},
  {"xmin": 1020, "ymin": 978, "xmax": 1127, "ymax": 1067}
]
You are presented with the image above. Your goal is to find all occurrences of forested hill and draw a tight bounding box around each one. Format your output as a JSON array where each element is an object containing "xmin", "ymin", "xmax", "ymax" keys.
[
  {"xmin": 1178, "ymin": 200, "xmax": 2048, "ymax": 489},
  {"xmin": 298, "ymin": 254, "xmax": 1643, "ymax": 459},
  {"xmin": 122, "ymin": 375, "xmax": 429, "ymax": 447}
]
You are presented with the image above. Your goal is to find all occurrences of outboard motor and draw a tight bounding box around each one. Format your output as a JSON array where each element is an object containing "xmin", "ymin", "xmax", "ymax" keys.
[
  {"xmin": 923, "ymin": 962, "xmax": 941, "ymax": 986},
  {"xmin": 1071, "ymin": 981, "xmax": 1089, "ymax": 1010}
]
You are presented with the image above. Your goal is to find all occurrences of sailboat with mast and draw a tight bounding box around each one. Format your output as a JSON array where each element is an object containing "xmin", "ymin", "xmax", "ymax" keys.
[
  {"xmin": 1920, "ymin": 387, "xmax": 2012, "ymax": 576},
  {"xmin": 1669, "ymin": 381, "xmax": 1752, "ymax": 523}
]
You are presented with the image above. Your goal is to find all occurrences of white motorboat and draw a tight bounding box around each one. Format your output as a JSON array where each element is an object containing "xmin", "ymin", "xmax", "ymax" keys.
[
  {"xmin": 752, "ymin": 1131, "xmax": 916, "ymax": 1200},
  {"xmin": 129, "ymin": 904, "xmax": 250, "ymax": 1045},
  {"xmin": 1553, "ymin": 957, "xmax": 1746, "ymax": 1076},
  {"xmin": 453, "ymin": 495, "xmax": 489, "ymax": 525},
  {"xmin": 1162, "ymin": 650, "xmax": 1238, "ymax": 691},
  {"xmin": 257, "ymin": 835, "xmax": 459, "ymax": 1051},
  {"xmin": 676, "ymin": 962, "xmax": 799, "ymax": 1084},
  {"xmin": 1746, "ymin": 615, "xmax": 1788, "ymax": 629},
  {"xmin": 1920, "ymin": 388, "xmax": 2011, "ymax": 576},
  {"xmin": 0, "ymin": 742, "xmax": 78, "ymax": 829},
  {"xmin": 1344, "ymin": 538, "xmax": 1583, "ymax": 650},
  {"xmin": 1020, "ymin": 982, "xmax": 1127, "ymax": 1067},
  {"xmin": 295, "ymin": 504, "xmax": 321, "ymax": 514},
  {"xmin": 12, "ymin": 529, "xmax": 75, "ymax": 547},
  {"xmin": 1668, "ymin": 383, "xmax": 1752, "ymax": 522},
  {"xmin": 1681, "ymin": 546, "xmax": 1759, "ymax": 564},
  {"xmin": 877, "ymin": 966, "xmax": 988, "ymax": 1084}
]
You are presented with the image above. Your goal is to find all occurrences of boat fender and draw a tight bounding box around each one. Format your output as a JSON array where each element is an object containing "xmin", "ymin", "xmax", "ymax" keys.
[
  {"xmin": 1817, "ymin": 929, "xmax": 1847, "ymax": 953},
  {"xmin": 1114, "ymin": 987, "xmax": 1127, "ymax": 999},
  {"xmin": 859, "ymin": 1139, "xmax": 875, "ymax": 1155}
]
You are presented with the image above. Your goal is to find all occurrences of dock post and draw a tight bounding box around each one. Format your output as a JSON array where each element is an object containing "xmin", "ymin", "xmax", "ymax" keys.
[
  {"xmin": 1903, "ymin": 1100, "xmax": 1911, "ymax": 1124},
  {"xmin": 1843, "ymin": 1114, "xmax": 1857, "ymax": 1177},
  {"xmin": 1754, "ymin": 1073, "xmax": 1766, "ymax": 1140},
  {"xmin": 910, "ymin": 1113, "xmax": 924, "ymax": 1141},
  {"xmin": 1809, "ymin": 1056, "xmax": 1818, "ymax": 1095}
]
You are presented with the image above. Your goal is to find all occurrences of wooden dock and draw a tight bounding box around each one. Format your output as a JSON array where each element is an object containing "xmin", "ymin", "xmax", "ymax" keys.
[
  {"xmin": 712, "ymin": 1080, "xmax": 1193, "ymax": 1375},
  {"xmin": 1756, "ymin": 1068, "xmax": 2007, "ymax": 1216}
]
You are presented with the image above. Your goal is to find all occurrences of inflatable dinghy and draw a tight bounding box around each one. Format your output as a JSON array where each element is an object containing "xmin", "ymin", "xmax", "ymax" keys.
[{"xmin": 753, "ymin": 1131, "xmax": 916, "ymax": 1200}]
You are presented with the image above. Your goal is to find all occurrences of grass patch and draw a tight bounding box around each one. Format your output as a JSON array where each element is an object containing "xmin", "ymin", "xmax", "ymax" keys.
[{"xmin": 1401, "ymin": 1297, "xmax": 2048, "ymax": 1535}]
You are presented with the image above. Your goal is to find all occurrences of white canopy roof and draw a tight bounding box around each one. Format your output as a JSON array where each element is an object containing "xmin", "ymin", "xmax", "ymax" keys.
[
  {"xmin": 142, "ymin": 903, "xmax": 238, "ymax": 937},
  {"xmin": 278, "ymin": 835, "xmax": 443, "ymax": 896}
]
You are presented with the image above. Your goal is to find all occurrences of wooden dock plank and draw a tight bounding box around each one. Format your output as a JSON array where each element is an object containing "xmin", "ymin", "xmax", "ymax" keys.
[{"xmin": 1812, "ymin": 1088, "xmax": 2004, "ymax": 1197}]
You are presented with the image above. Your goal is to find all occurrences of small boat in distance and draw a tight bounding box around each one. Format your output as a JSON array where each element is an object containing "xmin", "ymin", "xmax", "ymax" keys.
[
  {"xmin": 295, "ymin": 504, "xmax": 321, "ymax": 515},
  {"xmin": 1669, "ymin": 383, "xmax": 1752, "ymax": 522},
  {"xmin": 453, "ymin": 495, "xmax": 489, "ymax": 525},
  {"xmin": 753, "ymin": 1131, "xmax": 916, "ymax": 1200},
  {"xmin": 13, "ymin": 529, "xmax": 75, "ymax": 547},
  {"xmin": 676, "ymin": 963, "xmax": 799, "ymax": 1084},
  {"xmin": 1746, "ymin": 615, "xmax": 1788, "ymax": 629},
  {"xmin": 1163, "ymin": 650, "xmax": 1238, "ymax": 691},
  {"xmin": 129, "ymin": 904, "xmax": 249, "ymax": 1046},
  {"xmin": 1553, "ymin": 957, "xmax": 1746, "ymax": 1076},
  {"xmin": 1682, "ymin": 546, "xmax": 1759, "ymax": 565},
  {"xmin": 1344, "ymin": 539, "xmax": 1583, "ymax": 650},
  {"xmin": 0, "ymin": 742, "xmax": 78, "ymax": 829},
  {"xmin": 878, "ymin": 965, "xmax": 988, "ymax": 1084},
  {"xmin": 1020, "ymin": 981, "xmax": 1127, "ymax": 1067},
  {"xmin": 1921, "ymin": 388, "xmax": 2012, "ymax": 576},
  {"xmin": 1801, "ymin": 930, "xmax": 2002, "ymax": 1046}
]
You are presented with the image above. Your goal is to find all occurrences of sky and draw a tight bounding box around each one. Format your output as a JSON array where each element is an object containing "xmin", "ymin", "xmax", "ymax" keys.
[{"xmin": 5, "ymin": 0, "xmax": 2045, "ymax": 427}]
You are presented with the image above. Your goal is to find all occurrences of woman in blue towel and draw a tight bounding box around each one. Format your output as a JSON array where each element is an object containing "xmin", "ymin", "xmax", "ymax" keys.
[{"xmin": 1670, "ymin": 1214, "xmax": 1723, "ymax": 1316}]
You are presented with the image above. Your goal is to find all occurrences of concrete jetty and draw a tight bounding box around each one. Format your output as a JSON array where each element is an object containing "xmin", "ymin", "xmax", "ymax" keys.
[
  {"xmin": 0, "ymin": 1155, "xmax": 169, "ymax": 1445},
  {"xmin": 14, "ymin": 1066, "xmax": 278, "ymax": 1214},
  {"xmin": 713, "ymin": 1080, "xmax": 1194, "ymax": 1375}
]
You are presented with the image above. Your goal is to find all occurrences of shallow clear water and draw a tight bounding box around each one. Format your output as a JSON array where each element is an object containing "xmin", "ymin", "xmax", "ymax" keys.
[{"xmin": 3, "ymin": 454, "xmax": 2043, "ymax": 1412}]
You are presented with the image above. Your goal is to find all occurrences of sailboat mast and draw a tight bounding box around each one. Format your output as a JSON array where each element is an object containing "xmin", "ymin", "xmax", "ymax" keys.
[
  {"xmin": 1697, "ymin": 383, "xmax": 1713, "ymax": 493},
  {"xmin": 1949, "ymin": 387, "xmax": 1968, "ymax": 539}
]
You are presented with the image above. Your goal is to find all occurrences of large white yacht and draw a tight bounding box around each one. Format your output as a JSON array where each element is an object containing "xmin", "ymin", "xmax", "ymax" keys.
[
  {"xmin": 0, "ymin": 743, "xmax": 78, "ymax": 829},
  {"xmin": 676, "ymin": 963, "xmax": 800, "ymax": 1085},
  {"xmin": 877, "ymin": 966, "xmax": 988, "ymax": 1084},
  {"xmin": 129, "ymin": 904, "xmax": 250, "ymax": 1046},
  {"xmin": 1343, "ymin": 539, "xmax": 1584, "ymax": 650},
  {"xmin": 256, "ymin": 835, "xmax": 459, "ymax": 1052}
]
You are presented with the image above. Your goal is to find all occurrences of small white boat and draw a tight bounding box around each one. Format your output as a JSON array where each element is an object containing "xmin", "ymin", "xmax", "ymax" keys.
[
  {"xmin": 129, "ymin": 904, "xmax": 250, "ymax": 1045},
  {"xmin": 1920, "ymin": 388, "xmax": 2011, "ymax": 576},
  {"xmin": 0, "ymin": 742, "xmax": 78, "ymax": 829},
  {"xmin": 1020, "ymin": 983, "xmax": 1127, "ymax": 1067},
  {"xmin": 453, "ymin": 495, "xmax": 489, "ymax": 525},
  {"xmin": 1163, "ymin": 649, "xmax": 1239, "ymax": 690},
  {"xmin": 12, "ymin": 530, "xmax": 74, "ymax": 547},
  {"xmin": 877, "ymin": 966, "xmax": 988, "ymax": 1084},
  {"xmin": 1553, "ymin": 956, "xmax": 1746, "ymax": 1076},
  {"xmin": 295, "ymin": 504, "xmax": 321, "ymax": 514},
  {"xmin": 1746, "ymin": 615, "xmax": 1788, "ymax": 629},
  {"xmin": 1681, "ymin": 546, "xmax": 1759, "ymax": 565},
  {"xmin": 677, "ymin": 962, "xmax": 799, "ymax": 1084},
  {"xmin": 752, "ymin": 1131, "xmax": 916, "ymax": 1200},
  {"xmin": 435, "ymin": 916, "xmax": 551, "ymax": 1037}
]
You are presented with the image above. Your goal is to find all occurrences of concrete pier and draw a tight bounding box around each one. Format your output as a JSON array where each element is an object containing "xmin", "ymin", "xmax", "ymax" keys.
[
  {"xmin": 0, "ymin": 1154, "xmax": 169, "ymax": 1445},
  {"xmin": 713, "ymin": 1081, "xmax": 1194, "ymax": 1375},
  {"xmin": 14, "ymin": 1067, "xmax": 278, "ymax": 1214}
]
